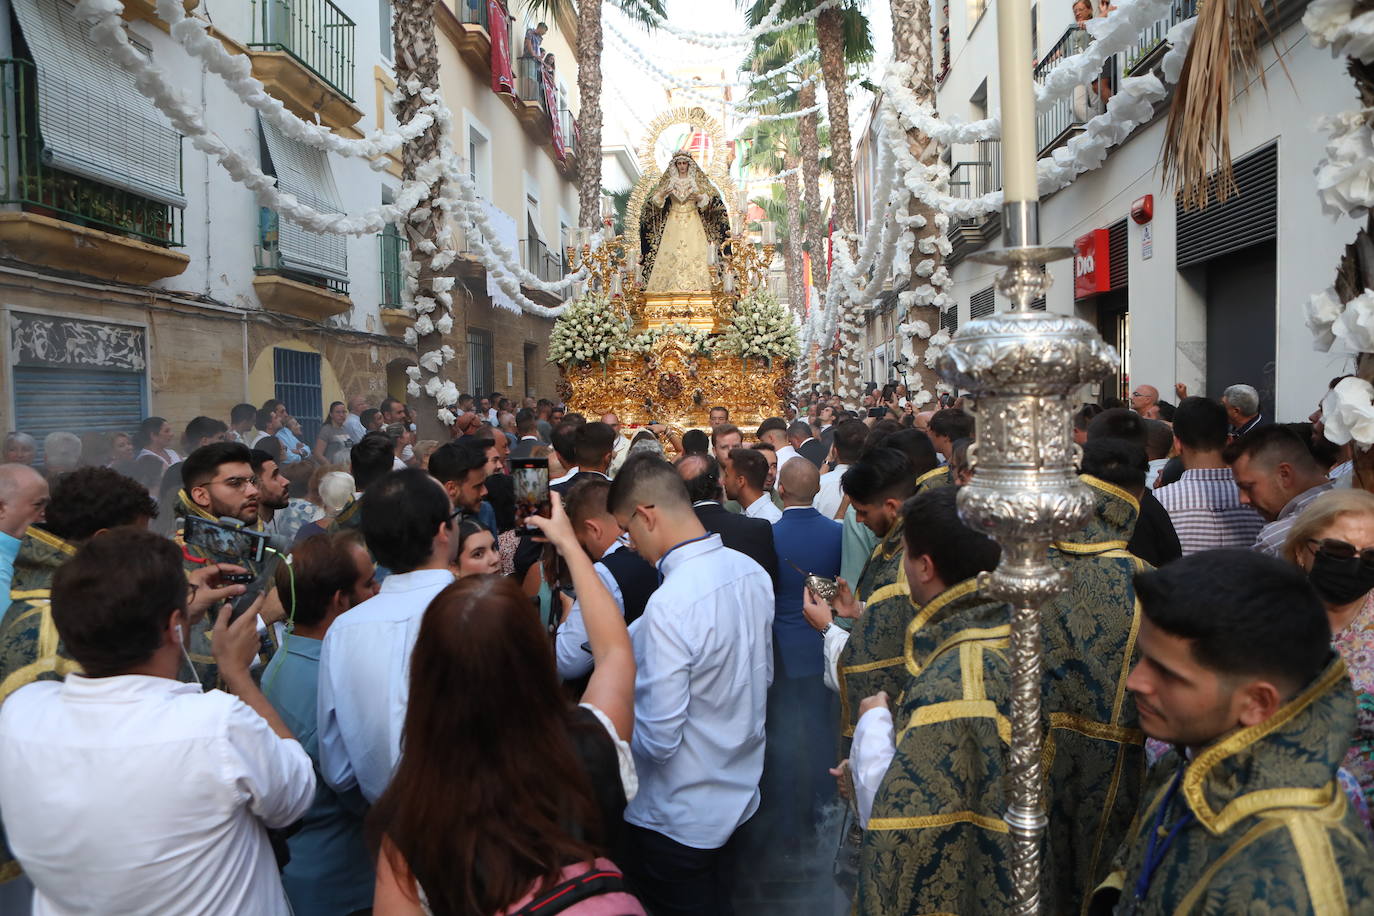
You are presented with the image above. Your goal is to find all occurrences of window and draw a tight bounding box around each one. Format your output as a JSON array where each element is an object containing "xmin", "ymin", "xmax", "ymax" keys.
[
  {"xmin": 10, "ymin": 0, "xmax": 183, "ymax": 208},
  {"xmin": 940, "ymin": 305, "xmax": 959, "ymax": 336},
  {"xmin": 468, "ymin": 329, "xmax": 494, "ymax": 396},
  {"xmin": 259, "ymin": 117, "xmax": 349, "ymax": 287},
  {"xmin": 273, "ymin": 348, "xmax": 324, "ymax": 444},
  {"xmin": 467, "ymin": 120, "xmax": 492, "ymax": 199},
  {"xmin": 379, "ymin": 0, "xmax": 392, "ymax": 58},
  {"xmin": 10, "ymin": 312, "xmax": 147, "ymax": 460}
]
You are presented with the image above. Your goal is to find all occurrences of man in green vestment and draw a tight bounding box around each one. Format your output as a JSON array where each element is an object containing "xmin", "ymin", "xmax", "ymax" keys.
[
  {"xmin": 854, "ymin": 441, "xmax": 1152, "ymax": 914},
  {"xmin": 806, "ymin": 448, "xmax": 919, "ymax": 737},
  {"xmin": 1090, "ymin": 551, "xmax": 1374, "ymax": 914}
]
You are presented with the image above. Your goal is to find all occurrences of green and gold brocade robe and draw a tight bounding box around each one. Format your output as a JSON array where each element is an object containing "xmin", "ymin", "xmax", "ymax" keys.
[
  {"xmin": 0, "ymin": 527, "xmax": 80, "ymax": 884},
  {"xmin": 839, "ymin": 517, "xmax": 910, "ymax": 738},
  {"xmin": 914, "ymin": 465, "xmax": 953, "ymax": 494},
  {"xmin": 858, "ymin": 475, "xmax": 1150, "ymax": 914},
  {"xmin": 1092, "ymin": 657, "xmax": 1374, "ymax": 915}
]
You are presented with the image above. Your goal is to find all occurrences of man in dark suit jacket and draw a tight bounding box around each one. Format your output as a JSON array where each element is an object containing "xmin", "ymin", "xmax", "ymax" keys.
[
  {"xmin": 509, "ymin": 407, "xmax": 543, "ymax": 459},
  {"xmin": 676, "ymin": 453, "xmax": 778, "ymax": 583},
  {"xmin": 1086, "ymin": 408, "xmax": 1182, "ymax": 566},
  {"xmin": 764, "ymin": 457, "xmax": 842, "ymax": 837},
  {"xmin": 552, "ymin": 421, "xmax": 615, "ymax": 497},
  {"xmin": 788, "ymin": 420, "xmax": 828, "ymax": 469}
]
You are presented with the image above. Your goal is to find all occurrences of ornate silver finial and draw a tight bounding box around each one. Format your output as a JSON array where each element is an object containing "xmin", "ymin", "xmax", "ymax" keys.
[{"xmin": 938, "ymin": 200, "xmax": 1119, "ymax": 915}]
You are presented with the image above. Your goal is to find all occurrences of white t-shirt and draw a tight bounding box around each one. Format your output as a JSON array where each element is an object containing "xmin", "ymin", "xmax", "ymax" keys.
[{"xmin": 0, "ymin": 674, "xmax": 314, "ymax": 916}]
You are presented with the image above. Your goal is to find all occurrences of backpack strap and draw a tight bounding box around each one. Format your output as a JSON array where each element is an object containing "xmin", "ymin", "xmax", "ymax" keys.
[{"xmin": 511, "ymin": 867, "xmax": 631, "ymax": 916}]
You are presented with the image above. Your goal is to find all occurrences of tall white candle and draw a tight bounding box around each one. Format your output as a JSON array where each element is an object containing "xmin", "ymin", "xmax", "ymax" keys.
[{"xmin": 996, "ymin": 0, "xmax": 1039, "ymax": 202}]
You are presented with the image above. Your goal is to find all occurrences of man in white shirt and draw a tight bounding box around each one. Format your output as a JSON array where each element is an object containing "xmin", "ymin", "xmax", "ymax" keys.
[
  {"xmin": 0, "ymin": 530, "xmax": 314, "ymax": 916},
  {"xmin": 608, "ymin": 456, "xmax": 774, "ymax": 916},
  {"xmin": 318, "ymin": 469, "xmax": 459, "ymax": 802},
  {"xmin": 724, "ymin": 447, "xmax": 782, "ymax": 523},
  {"xmin": 757, "ymin": 418, "xmax": 795, "ymax": 468},
  {"xmin": 814, "ymin": 419, "xmax": 868, "ymax": 519}
]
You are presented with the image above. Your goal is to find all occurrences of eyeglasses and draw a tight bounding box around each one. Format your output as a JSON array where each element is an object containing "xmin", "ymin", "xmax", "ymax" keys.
[
  {"xmin": 210, "ymin": 475, "xmax": 259, "ymax": 490},
  {"xmin": 1309, "ymin": 538, "xmax": 1374, "ymax": 565}
]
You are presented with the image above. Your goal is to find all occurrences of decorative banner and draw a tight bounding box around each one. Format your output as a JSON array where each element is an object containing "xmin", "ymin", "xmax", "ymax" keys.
[
  {"xmin": 1074, "ymin": 228, "xmax": 1111, "ymax": 299},
  {"xmin": 489, "ymin": 0, "xmax": 514, "ymax": 94},
  {"xmin": 543, "ymin": 66, "xmax": 566, "ymax": 162}
]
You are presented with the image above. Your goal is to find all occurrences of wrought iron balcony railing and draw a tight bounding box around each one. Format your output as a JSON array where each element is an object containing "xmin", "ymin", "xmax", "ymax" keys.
[
  {"xmin": 250, "ymin": 0, "xmax": 356, "ymax": 100},
  {"xmin": 0, "ymin": 59, "xmax": 183, "ymax": 247},
  {"xmin": 516, "ymin": 55, "xmax": 544, "ymax": 105}
]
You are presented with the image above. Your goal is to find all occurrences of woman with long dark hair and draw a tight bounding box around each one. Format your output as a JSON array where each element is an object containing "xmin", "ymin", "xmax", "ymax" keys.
[
  {"xmin": 316, "ymin": 401, "xmax": 351, "ymax": 462},
  {"xmin": 369, "ymin": 494, "xmax": 641, "ymax": 916}
]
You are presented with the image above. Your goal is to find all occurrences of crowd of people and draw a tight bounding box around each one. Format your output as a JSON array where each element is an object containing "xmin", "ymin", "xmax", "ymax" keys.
[{"xmin": 0, "ymin": 373, "xmax": 1373, "ymax": 915}]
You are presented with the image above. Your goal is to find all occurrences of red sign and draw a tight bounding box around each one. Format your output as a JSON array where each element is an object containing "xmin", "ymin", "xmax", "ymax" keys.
[{"xmin": 1074, "ymin": 228, "xmax": 1111, "ymax": 299}]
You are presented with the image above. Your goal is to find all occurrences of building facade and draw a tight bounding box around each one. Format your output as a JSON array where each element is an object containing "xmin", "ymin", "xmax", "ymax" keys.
[
  {"xmin": 0, "ymin": 0, "xmax": 576, "ymax": 448},
  {"xmin": 854, "ymin": 0, "xmax": 1356, "ymax": 420}
]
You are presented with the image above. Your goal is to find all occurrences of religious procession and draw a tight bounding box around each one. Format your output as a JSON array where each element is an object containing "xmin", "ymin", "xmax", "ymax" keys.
[{"xmin": 2, "ymin": 0, "xmax": 1374, "ymax": 911}]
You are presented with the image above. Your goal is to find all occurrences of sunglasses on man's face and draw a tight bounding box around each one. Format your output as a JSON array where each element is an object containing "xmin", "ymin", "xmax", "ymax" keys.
[{"xmin": 1309, "ymin": 538, "xmax": 1374, "ymax": 565}]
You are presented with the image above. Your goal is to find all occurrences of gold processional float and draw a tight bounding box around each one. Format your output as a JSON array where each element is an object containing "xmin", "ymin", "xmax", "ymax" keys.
[{"xmin": 551, "ymin": 107, "xmax": 797, "ymax": 437}]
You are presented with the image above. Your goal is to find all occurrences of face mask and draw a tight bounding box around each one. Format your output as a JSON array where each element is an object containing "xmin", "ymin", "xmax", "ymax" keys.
[{"xmin": 1308, "ymin": 549, "xmax": 1374, "ymax": 605}]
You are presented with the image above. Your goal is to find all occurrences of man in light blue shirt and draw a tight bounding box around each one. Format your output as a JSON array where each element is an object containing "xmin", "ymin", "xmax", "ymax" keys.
[
  {"xmin": 0, "ymin": 465, "xmax": 47, "ymax": 607},
  {"xmin": 608, "ymin": 455, "xmax": 774, "ymax": 916},
  {"xmin": 275, "ymin": 418, "xmax": 312, "ymax": 465},
  {"xmin": 263, "ymin": 531, "xmax": 379, "ymax": 916},
  {"xmin": 342, "ymin": 395, "xmax": 368, "ymax": 446},
  {"xmin": 318, "ymin": 469, "xmax": 459, "ymax": 802}
]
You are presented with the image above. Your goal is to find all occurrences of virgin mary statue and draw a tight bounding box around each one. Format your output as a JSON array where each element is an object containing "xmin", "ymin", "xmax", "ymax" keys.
[{"xmin": 639, "ymin": 152, "xmax": 732, "ymax": 293}]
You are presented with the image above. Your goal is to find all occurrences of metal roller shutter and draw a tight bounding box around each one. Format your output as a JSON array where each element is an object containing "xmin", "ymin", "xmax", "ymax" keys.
[
  {"xmin": 13, "ymin": 365, "xmax": 146, "ymax": 453},
  {"xmin": 970, "ymin": 286, "xmax": 996, "ymax": 319},
  {"xmin": 1176, "ymin": 143, "xmax": 1278, "ymax": 269},
  {"xmin": 260, "ymin": 117, "xmax": 349, "ymax": 282},
  {"xmin": 10, "ymin": 0, "xmax": 184, "ymax": 206}
]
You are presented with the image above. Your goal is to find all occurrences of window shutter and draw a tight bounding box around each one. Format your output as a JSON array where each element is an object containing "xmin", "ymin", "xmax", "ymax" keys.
[
  {"xmin": 260, "ymin": 116, "xmax": 349, "ymax": 282},
  {"xmin": 939, "ymin": 305, "xmax": 959, "ymax": 335},
  {"xmin": 970, "ymin": 286, "xmax": 995, "ymax": 319},
  {"xmin": 11, "ymin": 0, "xmax": 184, "ymax": 206},
  {"xmin": 1109, "ymin": 219, "xmax": 1128, "ymax": 290}
]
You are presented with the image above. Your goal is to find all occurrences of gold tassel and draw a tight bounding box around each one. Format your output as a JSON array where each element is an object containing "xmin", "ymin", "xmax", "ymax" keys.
[{"xmin": 1161, "ymin": 0, "xmax": 1279, "ymax": 211}]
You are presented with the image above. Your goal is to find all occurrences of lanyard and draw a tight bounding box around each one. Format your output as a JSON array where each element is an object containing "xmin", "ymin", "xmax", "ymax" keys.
[
  {"xmin": 655, "ymin": 533, "xmax": 713, "ymax": 583},
  {"xmin": 1133, "ymin": 764, "xmax": 1195, "ymax": 906}
]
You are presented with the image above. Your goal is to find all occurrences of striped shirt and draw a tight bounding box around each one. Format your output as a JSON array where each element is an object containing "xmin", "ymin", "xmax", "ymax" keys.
[
  {"xmin": 1155, "ymin": 467, "xmax": 1265, "ymax": 555},
  {"xmin": 1253, "ymin": 482, "xmax": 1335, "ymax": 557}
]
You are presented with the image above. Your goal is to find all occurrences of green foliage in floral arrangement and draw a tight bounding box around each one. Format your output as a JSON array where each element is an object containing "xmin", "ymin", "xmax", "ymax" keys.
[
  {"xmin": 548, "ymin": 294, "xmax": 633, "ymax": 366},
  {"xmin": 719, "ymin": 290, "xmax": 800, "ymax": 363}
]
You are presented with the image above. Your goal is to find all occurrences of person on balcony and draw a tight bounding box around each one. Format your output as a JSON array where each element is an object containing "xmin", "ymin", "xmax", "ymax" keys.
[{"xmin": 1071, "ymin": 0, "xmax": 1113, "ymax": 119}]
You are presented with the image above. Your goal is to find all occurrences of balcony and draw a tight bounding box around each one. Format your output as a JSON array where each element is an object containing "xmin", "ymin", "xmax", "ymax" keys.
[
  {"xmin": 1034, "ymin": 26, "xmax": 1120, "ymax": 156},
  {"xmin": 254, "ymin": 211, "xmax": 351, "ymax": 320},
  {"xmin": 1123, "ymin": 0, "xmax": 1198, "ymax": 75},
  {"xmin": 514, "ymin": 56, "xmax": 547, "ymax": 128},
  {"xmin": 945, "ymin": 139, "xmax": 1002, "ymax": 266},
  {"xmin": 522, "ymin": 238, "xmax": 563, "ymax": 283},
  {"xmin": 248, "ymin": 0, "xmax": 362, "ymax": 131},
  {"xmin": 0, "ymin": 59, "xmax": 188, "ymax": 283},
  {"xmin": 439, "ymin": 0, "xmax": 497, "ymax": 73}
]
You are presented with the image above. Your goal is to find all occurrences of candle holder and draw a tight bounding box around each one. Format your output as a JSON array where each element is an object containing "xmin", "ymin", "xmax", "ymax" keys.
[
  {"xmin": 946, "ymin": 199, "xmax": 1118, "ymax": 915},
  {"xmin": 565, "ymin": 234, "xmax": 632, "ymax": 301}
]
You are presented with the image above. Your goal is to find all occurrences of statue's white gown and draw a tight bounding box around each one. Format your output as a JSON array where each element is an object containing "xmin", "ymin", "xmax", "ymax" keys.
[{"xmin": 645, "ymin": 183, "xmax": 713, "ymax": 293}]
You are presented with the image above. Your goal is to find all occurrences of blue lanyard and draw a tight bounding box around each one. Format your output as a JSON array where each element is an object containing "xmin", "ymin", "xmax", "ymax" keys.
[
  {"xmin": 655, "ymin": 533, "xmax": 713, "ymax": 583},
  {"xmin": 1133, "ymin": 764, "xmax": 1195, "ymax": 905}
]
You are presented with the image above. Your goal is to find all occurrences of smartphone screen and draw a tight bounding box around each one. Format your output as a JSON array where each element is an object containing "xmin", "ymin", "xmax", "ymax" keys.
[
  {"xmin": 183, "ymin": 515, "xmax": 268, "ymax": 564},
  {"xmin": 510, "ymin": 456, "xmax": 551, "ymax": 526}
]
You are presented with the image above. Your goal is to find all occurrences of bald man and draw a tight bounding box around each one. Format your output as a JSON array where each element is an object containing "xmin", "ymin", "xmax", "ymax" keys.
[
  {"xmin": 765, "ymin": 455, "xmax": 842, "ymax": 837},
  {"xmin": 1131, "ymin": 384, "xmax": 1160, "ymax": 419},
  {"xmin": 912, "ymin": 411, "xmax": 935, "ymax": 433},
  {"xmin": 0, "ymin": 463, "xmax": 48, "ymax": 605}
]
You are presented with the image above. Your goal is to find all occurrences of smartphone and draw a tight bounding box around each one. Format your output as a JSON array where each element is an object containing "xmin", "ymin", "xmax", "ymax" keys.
[
  {"xmin": 182, "ymin": 516, "xmax": 277, "ymax": 621},
  {"xmin": 510, "ymin": 456, "xmax": 551, "ymax": 526}
]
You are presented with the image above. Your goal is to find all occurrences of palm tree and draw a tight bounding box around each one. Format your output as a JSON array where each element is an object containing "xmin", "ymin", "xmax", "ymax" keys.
[
  {"xmin": 813, "ymin": 4, "xmax": 871, "ymax": 239},
  {"xmin": 392, "ymin": 0, "xmax": 447, "ymax": 435},
  {"xmin": 740, "ymin": 120, "xmax": 806, "ymax": 313},
  {"xmin": 742, "ymin": 25, "xmax": 828, "ymax": 294},
  {"xmin": 523, "ymin": 0, "xmax": 665, "ymax": 229},
  {"xmin": 888, "ymin": 0, "xmax": 944, "ymax": 396}
]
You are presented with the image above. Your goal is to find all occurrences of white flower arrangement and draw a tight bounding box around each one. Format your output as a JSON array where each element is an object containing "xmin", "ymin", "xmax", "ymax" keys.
[
  {"xmin": 1305, "ymin": 0, "xmax": 1374, "ymax": 62},
  {"xmin": 548, "ymin": 294, "xmax": 633, "ymax": 367},
  {"xmin": 1307, "ymin": 287, "xmax": 1345, "ymax": 351},
  {"xmin": 1315, "ymin": 111, "xmax": 1374, "ymax": 219},
  {"xmin": 1321, "ymin": 376, "xmax": 1374, "ymax": 448},
  {"xmin": 1332, "ymin": 289, "xmax": 1374, "ymax": 354},
  {"xmin": 718, "ymin": 290, "xmax": 800, "ymax": 363},
  {"xmin": 625, "ymin": 324, "xmax": 718, "ymax": 356}
]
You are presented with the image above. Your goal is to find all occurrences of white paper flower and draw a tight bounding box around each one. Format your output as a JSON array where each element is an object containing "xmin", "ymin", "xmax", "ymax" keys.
[
  {"xmin": 406, "ymin": 381, "xmax": 421, "ymax": 398},
  {"xmin": 1331, "ymin": 289, "xmax": 1374, "ymax": 352},
  {"xmin": 1315, "ymin": 112, "xmax": 1374, "ymax": 218},
  {"xmin": 929, "ymin": 329, "xmax": 952, "ymax": 348},
  {"xmin": 437, "ymin": 408, "xmax": 457, "ymax": 427},
  {"xmin": 405, "ymin": 364, "xmax": 422, "ymax": 381},
  {"xmin": 1307, "ymin": 287, "xmax": 1346, "ymax": 351},
  {"xmin": 1322, "ymin": 376, "xmax": 1374, "ymax": 448}
]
